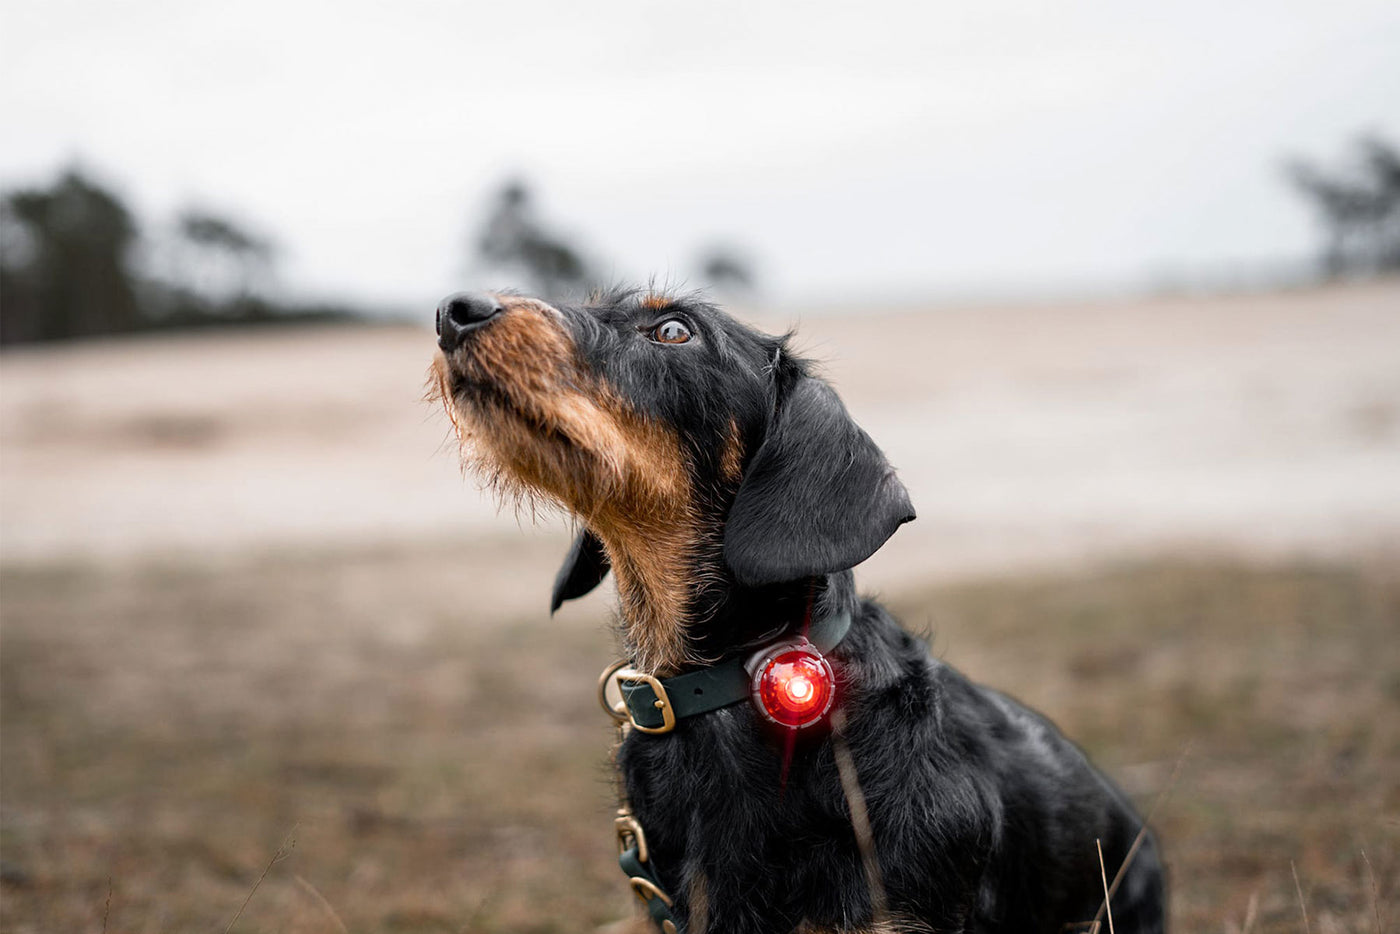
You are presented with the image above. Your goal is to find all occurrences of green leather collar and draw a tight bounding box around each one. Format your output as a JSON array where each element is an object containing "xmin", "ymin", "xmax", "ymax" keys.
[{"xmin": 617, "ymin": 610, "xmax": 852, "ymax": 733}]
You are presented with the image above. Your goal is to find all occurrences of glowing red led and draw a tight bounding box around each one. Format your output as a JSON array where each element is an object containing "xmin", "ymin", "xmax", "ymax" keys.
[{"xmin": 751, "ymin": 646, "xmax": 836, "ymax": 729}]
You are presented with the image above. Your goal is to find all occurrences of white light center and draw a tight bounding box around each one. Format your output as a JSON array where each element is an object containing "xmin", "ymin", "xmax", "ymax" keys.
[{"xmin": 787, "ymin": 677, "xmax": 813, "ymax": 701}]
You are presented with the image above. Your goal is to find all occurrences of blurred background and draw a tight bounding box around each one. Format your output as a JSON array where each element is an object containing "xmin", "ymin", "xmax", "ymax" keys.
[{"xmin": 2, "ymin": 2, "xmax": 1398, "ymax": 932}]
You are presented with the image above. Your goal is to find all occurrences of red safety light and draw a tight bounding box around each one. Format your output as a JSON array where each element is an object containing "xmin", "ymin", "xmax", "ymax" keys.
[{"xmin": 749, "ymin": 643, "xmax": 836, "ymax": 729}]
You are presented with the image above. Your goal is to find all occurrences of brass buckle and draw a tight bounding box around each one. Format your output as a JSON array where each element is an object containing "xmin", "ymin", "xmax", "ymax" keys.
[
  {"xmin": 597, "ymin": 660, "xmax": 630, "ymax": 722},
  {"xmin": 614, "ymin": 669, "xmax": 676, "ymax": 734},
  {"xmin": 615, "ymin": 813, "xmax": 649, "ymax": 863},
  {"xmin": 628, "ymin": 876, "xmax": 674, "ymax": 908}
]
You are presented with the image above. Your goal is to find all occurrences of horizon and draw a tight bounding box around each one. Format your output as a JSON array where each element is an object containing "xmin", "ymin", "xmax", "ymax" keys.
[{"xmin": 3, "ymin": 1, "xmax": 1398, "ymax": 312}]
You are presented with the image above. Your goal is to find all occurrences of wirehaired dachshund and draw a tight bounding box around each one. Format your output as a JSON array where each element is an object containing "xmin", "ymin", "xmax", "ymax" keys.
[{"xmin": 429, "ymin": 289, "xmax": 1165, "ymax": 934}]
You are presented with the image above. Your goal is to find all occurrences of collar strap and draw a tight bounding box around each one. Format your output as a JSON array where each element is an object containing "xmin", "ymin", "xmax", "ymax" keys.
[{"xmin": 614, "ymin": 610, "xmax": 852, "ymax": 734}]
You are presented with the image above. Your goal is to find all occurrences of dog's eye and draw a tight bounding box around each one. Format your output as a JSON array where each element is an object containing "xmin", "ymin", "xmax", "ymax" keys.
[{"xmin": 650, "ymin": 319, "xmax": 693, "ymax": 344}]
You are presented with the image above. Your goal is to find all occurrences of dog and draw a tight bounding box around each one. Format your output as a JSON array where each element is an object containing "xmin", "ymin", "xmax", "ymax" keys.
[{"xmin": 429, "ymin": 288, "xmax": 1166, "ymax": 934}]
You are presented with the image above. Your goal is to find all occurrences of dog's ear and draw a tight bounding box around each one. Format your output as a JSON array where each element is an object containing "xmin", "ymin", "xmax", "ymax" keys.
[
  {"xmin": 723, "ymin": 377, "xmax": 915, "ymax": 586},
  {"xmin": 550, "ymin": 529, "xmax": 610, "ymax": 614}
]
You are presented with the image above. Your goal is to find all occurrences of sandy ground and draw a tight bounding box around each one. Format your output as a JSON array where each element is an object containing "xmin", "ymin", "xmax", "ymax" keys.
[{"xmin": 2, "ymin": 279, "xmax": 1399, "ymax": 588}]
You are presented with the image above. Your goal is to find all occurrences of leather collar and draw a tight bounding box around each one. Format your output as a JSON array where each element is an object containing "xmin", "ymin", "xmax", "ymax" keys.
[{"xmin": 607, "ymin": 610, "xmax": 853, "ymax": 733}]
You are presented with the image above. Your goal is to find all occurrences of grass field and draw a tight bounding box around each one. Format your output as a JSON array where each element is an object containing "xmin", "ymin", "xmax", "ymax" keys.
[
  {"xmin": 3, "ymin": 543, "xmax": 1396, "ymax": 933},
  {"xmin": 3, "ymin": 281, "xmax": 1398, "ymax": 930}
]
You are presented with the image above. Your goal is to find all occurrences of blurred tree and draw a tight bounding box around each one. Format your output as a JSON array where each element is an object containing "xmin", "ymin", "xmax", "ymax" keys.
[
  {"xmin": 697, "ymin": 245, "xmax": 758, "ymax": 297},
  {"xmin": 0, "ymin": 167, "xmax": 354, "ymax": 344},
  {"xmin": 474, "ymin": 180, "xmax": 594, "ymax": 299},
  {"xmin": 176, "ymin": 208, "xmax": 276, "ymax": 302},
  {"xmin": 0, "ymin": 169, "xmax": 143, "ymax": 344},
  {"xmin": 1287, "ymin": 135, "xmax": 1400, "ymax": 277}
]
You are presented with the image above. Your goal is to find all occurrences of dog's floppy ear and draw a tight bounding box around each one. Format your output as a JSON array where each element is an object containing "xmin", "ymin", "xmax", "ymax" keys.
[
  {"xmin": 724, "ymin": 377, "xmax": 915, "ymax": 586},
  {"xmin": 550, "ymin": 529, "xmax": 610, "ymax": 614}
]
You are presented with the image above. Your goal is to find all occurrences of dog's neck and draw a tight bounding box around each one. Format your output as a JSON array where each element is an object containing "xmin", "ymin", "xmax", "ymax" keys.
[{"xmin": 680, "ymin": 569, "xmax": 860, "ymax": 670}]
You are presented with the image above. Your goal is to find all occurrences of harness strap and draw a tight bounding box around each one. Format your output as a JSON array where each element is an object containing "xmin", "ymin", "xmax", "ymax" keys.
[{"xmin": 620, "ymin": 843, "xmax": 680, "ymax": 934}]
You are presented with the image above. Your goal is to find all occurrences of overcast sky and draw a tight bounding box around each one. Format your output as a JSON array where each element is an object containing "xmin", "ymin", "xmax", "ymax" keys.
[{"xmin": 3, "ymin": 0, "xmax": 1397, "ymax": 310}]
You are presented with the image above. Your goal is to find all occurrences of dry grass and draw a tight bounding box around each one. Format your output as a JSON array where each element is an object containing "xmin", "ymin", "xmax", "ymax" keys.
[{"xmin": 2, "ymin": 544, "xmax": 1397, "ymax": 932}]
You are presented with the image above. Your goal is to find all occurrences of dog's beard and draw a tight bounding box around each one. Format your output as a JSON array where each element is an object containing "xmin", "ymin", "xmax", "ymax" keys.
[
  {"xmin": 429, "ymin": 350, "xmax": 707, "ymax": 673},
  {"xmin": 427, "ymin": 354, "xmax": 618, "ymax": 524}
]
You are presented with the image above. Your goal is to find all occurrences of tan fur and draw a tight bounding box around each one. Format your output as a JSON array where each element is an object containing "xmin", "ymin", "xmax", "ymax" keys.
[
  {"xmin": 719, "ymin": 417, "xmax": 744, "ymax": 484},
  {"xmin": 795, "ymin": 918, "xmax": 935, "ymax": 934},
  {"xmin": 429, "ymin": 297, "xmax": 700, "ymax": 674},
  {"xmin": 685, "ymin": 870, "xmax": 710, "ymax": 934}
]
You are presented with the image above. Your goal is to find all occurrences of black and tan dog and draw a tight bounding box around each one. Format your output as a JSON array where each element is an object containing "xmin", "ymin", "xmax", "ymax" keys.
[{"xmin": 429, "ymin": 289, "xmax": 1165, "ymax": 934}]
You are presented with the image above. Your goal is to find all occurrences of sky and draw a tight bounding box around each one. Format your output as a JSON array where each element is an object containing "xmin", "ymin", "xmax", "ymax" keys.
[{"xmin": 2, "ymin": 0, "xmax": 1398, "ymax": 310}]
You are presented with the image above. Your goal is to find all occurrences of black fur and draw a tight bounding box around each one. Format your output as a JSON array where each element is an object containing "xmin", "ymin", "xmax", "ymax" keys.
[
  {"xmin": 724, "ymin": 376, "xmax": 916, "ymax": 587},
  {"xmin": 551, "ymin": 529, "xmax": 609, "ymax": 614},
  {"xmin": 452, "ymin": 288, "xmax": 1166, "ymax": 933}
]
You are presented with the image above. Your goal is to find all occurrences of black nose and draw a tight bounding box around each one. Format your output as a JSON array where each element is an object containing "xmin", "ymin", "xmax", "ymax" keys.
[{"xmin": 436, "ymin": 292, "xmax": 504, "ymax": 351}]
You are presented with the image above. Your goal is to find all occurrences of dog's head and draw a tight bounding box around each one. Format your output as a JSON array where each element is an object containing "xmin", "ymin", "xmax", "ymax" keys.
[{"xmin": 429, "ymin": 289, "xmax": 913, "ymax": 672}]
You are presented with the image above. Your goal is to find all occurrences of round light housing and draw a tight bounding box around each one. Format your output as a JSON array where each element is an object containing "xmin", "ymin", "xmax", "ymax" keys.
[{"xmin": 749, "ymin": 643, "xmax": 836, "ymax": 729}]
